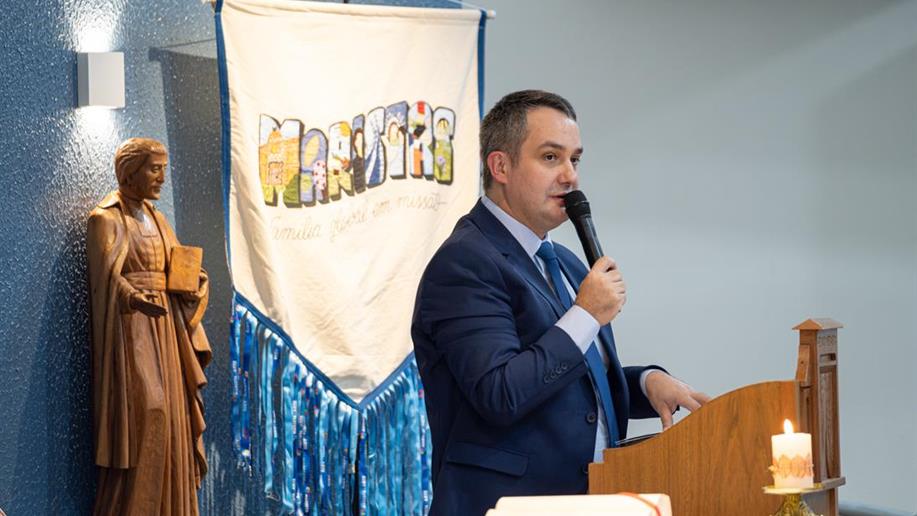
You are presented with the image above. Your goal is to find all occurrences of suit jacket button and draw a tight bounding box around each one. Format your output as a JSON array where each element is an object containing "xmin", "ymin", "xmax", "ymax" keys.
[
  {"xmin": 543, "ymin": 375, "xmax": 551, "ymax": 384},
  {"xmin": 581, "ymin": 465, "xmax": 589, "ymax": 475},
  {"xmin": 560, "ymin": 362, "xmax": 569, "ymax": 371},
  {"xmin": 586, "ymin": 412, "xmax": 597, "ymax": 424}
]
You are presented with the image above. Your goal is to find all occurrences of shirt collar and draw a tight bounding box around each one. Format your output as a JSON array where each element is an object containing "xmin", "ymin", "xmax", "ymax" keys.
[{"xmin": 481, "ymin": 195, "xmax": 551, "ymax": 261}]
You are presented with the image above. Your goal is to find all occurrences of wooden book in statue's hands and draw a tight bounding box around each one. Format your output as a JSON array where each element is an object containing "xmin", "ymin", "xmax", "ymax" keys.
[{"xmin": 167, "ymin": 245, "xmax": 203, "ymax": 294}]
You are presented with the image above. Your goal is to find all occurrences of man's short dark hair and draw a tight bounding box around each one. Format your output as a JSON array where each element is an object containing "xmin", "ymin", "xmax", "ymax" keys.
[{"xmin": 480, "ymin": 90, "xmax": 577, "ymax": 190}]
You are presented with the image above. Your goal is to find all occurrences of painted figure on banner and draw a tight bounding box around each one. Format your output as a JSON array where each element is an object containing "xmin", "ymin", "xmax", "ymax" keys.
[
  {"xmin": 433, "ymin": 108, "xmax": 456, "ymax": 184},
  {"xmin": 384, "ymin": 101, "xmax": 408, "ymax": 179},
  {"xmin": 313, "ymin": 159, "xmax": 328, "ymax": 203},
  {"xmin": 365, "ymin": 107, "xmax": 386, "ymax": 187},
  {"xmin": 300, "ymin": 128, "xmax": 328, "ymax": 205},
  {"xmin": 87, "ymin": 137, "xmax": 211, "ymax": 516},
  {"xmin": 261, "ymin": 129, "xmax": 283, "ymax": 205},
  {"xmin": 409, "ymin": 101, "xmax": 434, "ymax": 179},
  {"xmin": 259, "ymin": 115, "xmax": 302, "ymax": 207},
  {"xmin": 328, "ymin": 121, "xmax": 354, "ymax": 200},
  {"xmin": 352, "ymin": 114, "xmax": 366, "ymax": 193}
]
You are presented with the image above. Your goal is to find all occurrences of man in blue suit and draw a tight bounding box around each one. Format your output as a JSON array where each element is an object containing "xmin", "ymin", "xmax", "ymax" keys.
[{"xmin": 411, "ymin": 90, "xmax": 709, "ymax": 516}]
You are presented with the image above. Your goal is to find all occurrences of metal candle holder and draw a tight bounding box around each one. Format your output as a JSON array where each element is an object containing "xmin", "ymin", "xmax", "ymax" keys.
[{"xmin": 762, "ymin": 484, "xmax": 823, "ymax": 516}]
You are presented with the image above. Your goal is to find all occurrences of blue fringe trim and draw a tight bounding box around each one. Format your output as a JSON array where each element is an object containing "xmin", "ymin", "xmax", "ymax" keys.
[{"xmin": 231, "ymin": 295, "xmax": 433, "ymax": 515}]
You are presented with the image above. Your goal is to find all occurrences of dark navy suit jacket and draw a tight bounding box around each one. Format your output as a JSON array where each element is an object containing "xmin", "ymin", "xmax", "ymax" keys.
[{"xmin": 411, "ymin": 200, "xmax": 661, "ymax": 516}]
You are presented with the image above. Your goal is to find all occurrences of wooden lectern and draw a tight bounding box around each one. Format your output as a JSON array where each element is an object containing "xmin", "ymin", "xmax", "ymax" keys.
[{"xmin": 589, "ymin": 319, "xmax": 846, "ymax": 515}]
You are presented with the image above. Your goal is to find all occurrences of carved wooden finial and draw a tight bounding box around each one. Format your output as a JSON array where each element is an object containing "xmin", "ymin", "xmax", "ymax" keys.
[
  {"xmin": 793, "ymin": 316, "xmax": 843, "ymax": 494},
  {"xmin": 793, "ymin": 318, "xmax": 844, "ymax": 331}
]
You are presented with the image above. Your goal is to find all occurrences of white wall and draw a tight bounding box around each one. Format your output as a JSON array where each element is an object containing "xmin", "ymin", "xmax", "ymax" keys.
[{"xmin": 482, "ymin": 0, "xmax": 917, "ymax": 511}]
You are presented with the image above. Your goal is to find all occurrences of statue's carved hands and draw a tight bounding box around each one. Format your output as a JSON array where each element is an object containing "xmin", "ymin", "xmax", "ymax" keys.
[
  {"xmin": 644, "ymin": 371, "xmax": 710, "ymax": 430},
  {"xmin": 181, "ymin": 271, "xmax": 207, "ymax": 303},
  {"xmin": 129, "ymin": 292, "xmax": 168, "ymax": 317}
]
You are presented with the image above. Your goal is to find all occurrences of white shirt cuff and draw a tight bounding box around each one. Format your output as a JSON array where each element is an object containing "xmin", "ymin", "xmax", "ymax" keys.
[
  {"xmin": 639, "ymin": 368, "xmax": 665, "ymax": 397},
  {"xmin": 555, "ymin": 305, "xmax": 601, "ymax": 354}
]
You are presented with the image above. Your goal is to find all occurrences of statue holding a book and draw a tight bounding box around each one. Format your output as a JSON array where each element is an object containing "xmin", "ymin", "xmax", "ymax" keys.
[{"xmin": 86, "ymin": 138, "xmax": 211, "ymax": 516}]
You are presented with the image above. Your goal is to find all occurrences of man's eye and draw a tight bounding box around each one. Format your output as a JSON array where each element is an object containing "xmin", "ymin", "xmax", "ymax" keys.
[
  {"xmin": 571, "ymin": 156, "xmax": 581, "ymax": 167},
  {"xmin": 544, "ymin": 153, "xmax": 556, "ymax": 161}
]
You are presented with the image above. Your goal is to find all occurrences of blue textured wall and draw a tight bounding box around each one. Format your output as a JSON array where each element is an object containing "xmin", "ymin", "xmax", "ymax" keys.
[
  {"xmin": 0, "ymin": 1, "xmax": 222, "ymax": 514},
  {"xmin": 0, "ymin": 1, "xmax": 453, "ymax": 514}
]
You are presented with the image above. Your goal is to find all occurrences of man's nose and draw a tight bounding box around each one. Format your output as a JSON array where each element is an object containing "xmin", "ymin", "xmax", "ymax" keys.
[{"xmin": 559, "ymin": 160, "xmax": 578, "ymax": 185}]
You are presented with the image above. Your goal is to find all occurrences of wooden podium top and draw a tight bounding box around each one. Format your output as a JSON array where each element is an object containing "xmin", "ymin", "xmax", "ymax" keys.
[{"xmin": 589, "ymin": 319, "xmax": 844, "ymax": 515}]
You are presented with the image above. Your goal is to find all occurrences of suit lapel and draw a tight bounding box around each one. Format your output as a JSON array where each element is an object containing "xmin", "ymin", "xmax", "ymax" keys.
[{"xmin": 467, "ymin": 201, "xmax": 564, "ymax": 317}]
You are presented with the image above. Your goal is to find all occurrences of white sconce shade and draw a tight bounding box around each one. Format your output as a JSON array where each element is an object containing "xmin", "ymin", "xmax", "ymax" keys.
[{"xmin": 77, "ymin": 51, "xmax": 125, "ymax": 108}]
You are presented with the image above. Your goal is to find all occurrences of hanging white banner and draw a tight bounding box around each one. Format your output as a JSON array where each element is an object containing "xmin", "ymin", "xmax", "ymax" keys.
[{"xmin": 220, "ymin": 0, "xmax": 482, "ymax": 401}]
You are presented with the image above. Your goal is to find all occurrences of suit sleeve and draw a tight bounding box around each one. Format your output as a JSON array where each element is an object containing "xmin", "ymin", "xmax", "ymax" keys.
[
  {"xmin": 623, "ymin": 365, "xmax": 668, "ymax": 419},
  {"xmin": 416, "ymin": 243, "xmax": 590, "ymax": 427},
  {"xmin": 553, "ymin": 243, "xmax": 670, "ymax": 421}
]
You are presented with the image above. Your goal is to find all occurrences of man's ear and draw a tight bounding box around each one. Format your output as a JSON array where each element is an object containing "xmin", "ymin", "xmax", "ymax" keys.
[{"xmin": 486, "ymin": 151, "xmax": 510, "ymax": 186}]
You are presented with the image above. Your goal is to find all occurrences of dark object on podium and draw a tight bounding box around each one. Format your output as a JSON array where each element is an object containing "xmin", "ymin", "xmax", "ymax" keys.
[
  {"xmin": 168, "ymin": 245, "xmax": 203, "ymax": 293},
  {"xmin": 615, "ymin": 433, "xmax": 659, "ymax": 447},
  {"xmin": 588, "ymin": 318, "xmax": 846, "ymax": 515}
]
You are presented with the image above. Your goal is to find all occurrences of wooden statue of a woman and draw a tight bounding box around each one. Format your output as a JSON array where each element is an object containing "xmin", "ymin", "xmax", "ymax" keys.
[{"xmin": 87, "ymin": 138, "xmax": 211, "ymax": 515}]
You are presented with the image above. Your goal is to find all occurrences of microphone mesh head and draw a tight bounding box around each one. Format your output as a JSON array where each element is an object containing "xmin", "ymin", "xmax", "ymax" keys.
[{"xmin": 563, "ymin": 190, "xmax": 591, "ymax": 220}]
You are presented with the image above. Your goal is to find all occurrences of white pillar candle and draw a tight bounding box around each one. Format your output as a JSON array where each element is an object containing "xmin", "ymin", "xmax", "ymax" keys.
[{"xmin": 770, "ymin": 419, "xmax": 814, "ymax": 489}]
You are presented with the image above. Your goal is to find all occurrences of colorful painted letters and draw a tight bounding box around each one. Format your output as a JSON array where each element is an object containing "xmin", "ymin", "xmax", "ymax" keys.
[{"xmin": 259, "ymin": 102, "xmax": 456, "ymax": 208}]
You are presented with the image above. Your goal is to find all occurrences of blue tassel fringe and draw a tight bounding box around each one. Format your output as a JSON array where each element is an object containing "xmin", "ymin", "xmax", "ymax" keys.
[{"xmin": 231, "ymin": 295, "xmax": 433, "ymax": 515}]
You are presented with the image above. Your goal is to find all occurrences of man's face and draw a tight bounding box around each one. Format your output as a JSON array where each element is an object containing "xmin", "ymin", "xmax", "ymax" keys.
[
  {"xmin": 498, "ymin": 107, "xmax": 582, "ymax": 237},
  {"xmin": 128, "ymin": 153, "xmax": 167, "ymax": 200}
]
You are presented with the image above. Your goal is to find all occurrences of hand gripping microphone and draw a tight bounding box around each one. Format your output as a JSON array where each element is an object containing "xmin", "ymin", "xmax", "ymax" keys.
[{"xmin": 563, "ymin": 190, "xmax": 603, "ymax": 267}]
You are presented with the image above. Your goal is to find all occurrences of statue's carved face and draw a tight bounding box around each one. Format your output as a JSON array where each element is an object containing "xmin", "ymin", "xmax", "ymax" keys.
[{"xmin": 126, "ymin": 153, "xmax": 167, "ymax": 200}]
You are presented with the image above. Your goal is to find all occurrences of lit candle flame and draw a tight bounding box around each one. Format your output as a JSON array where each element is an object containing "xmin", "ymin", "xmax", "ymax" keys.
[{"xmin": 783, "ymin": 419, "xmax": 794, "ymax": 434}]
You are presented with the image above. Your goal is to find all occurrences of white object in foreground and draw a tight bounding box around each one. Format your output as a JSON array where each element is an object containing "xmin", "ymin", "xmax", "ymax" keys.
[
  {"xmin": 486, "ymin": 494, "xmax": 672, "ymax": 516},
  {"xmin": 770, "ymin": 419, "xmax": 814, "ymax": 489}
]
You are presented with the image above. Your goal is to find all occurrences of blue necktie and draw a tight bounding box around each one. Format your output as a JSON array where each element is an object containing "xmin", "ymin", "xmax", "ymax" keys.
[{"xmin": 536, "ymin": 241, "xmax": 619, "ymax": 446}]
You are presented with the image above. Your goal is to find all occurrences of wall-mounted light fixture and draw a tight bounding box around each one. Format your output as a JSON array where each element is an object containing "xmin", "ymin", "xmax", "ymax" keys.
[{"xmin": 77, "ymin": 51, "xmax": 125, "ymax": 108}]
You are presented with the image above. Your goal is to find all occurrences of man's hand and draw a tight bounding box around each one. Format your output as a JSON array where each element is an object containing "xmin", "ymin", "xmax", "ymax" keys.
[
  {"xmin": 130, "ymin": 292, "xmax": 168, "ymax": 318},
  {"xmin": 574, "ymin": 256, "xmax": 626, "ymax": 325},
  {"xmin": 644, "ymin": 370, "xmax": 711, "ymax": 430}
]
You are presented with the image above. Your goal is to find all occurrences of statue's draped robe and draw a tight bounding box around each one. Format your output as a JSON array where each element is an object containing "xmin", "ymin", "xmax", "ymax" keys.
[{"xmin": 87, "ymin": 191, "xmax": 211, "ymax": 516}]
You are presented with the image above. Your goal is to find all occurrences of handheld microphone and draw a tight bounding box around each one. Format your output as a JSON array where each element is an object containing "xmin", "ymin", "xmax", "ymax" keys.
[{"xmin": 563, "ymin": 190, "xmax": 603, "ymax": 267}]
